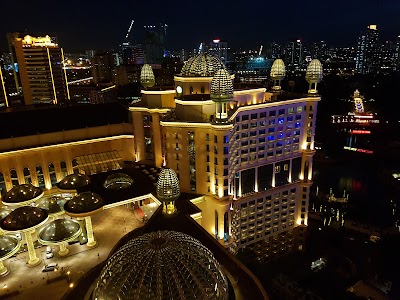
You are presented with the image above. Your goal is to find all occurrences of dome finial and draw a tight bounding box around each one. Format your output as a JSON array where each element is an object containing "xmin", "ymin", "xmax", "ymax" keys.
[
  {"xmin": 270, "ymin": 59, "xmax": 286, "ymax": 92},
  {"xmin": 140, "ymin": 64, "xmax": 155, "ymax": 88},
  {"xmin": 306, "ymin": 59, "xmax": 323, "ymax": 95},
  {"xmin": 156, "ymin": 168, "xmax": 180, "ymax": 214},
  {"xmin": 210, "ymin": 68, "xmax": 233, "ymax": 123}
]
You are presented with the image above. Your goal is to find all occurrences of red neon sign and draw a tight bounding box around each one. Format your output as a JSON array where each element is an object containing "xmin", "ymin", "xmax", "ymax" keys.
[
  {"xmin": 357, "ymin": 149, "xmax": 373, "ymax": 154},
  {"xmin": 352, "ymin": 130, "xmax": 371, "ymax": 134}
]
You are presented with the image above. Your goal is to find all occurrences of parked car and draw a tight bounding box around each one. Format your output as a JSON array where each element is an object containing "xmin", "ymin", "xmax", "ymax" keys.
[
  {"xmin": 46, "ymin": 246, "xmax": 53, "ymax": 259},
  {"xmin": 42, "ymin": 263, "xmax": 58, "ymax": 272}
]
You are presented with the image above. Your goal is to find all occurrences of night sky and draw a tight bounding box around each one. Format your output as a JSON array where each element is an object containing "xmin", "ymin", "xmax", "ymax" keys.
[{"xmin": 0, "ymin": 0, "xmax": 399, "ymax": 52}]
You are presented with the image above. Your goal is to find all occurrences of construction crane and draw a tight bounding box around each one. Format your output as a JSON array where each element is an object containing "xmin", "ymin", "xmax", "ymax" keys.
[
  {"xmin": 125, "ymin": 20, "xmax": 134, "ymax": 41},
  {"xmin": 258, "ymin": 45, "xmax": 263, "ymax": 56}
]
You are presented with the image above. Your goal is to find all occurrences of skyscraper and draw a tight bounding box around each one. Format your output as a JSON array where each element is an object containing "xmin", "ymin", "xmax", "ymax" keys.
[
  {"xmin": 143, "ymin": 24, "xmax": 167, "ymax": 64},
  {"xmin": 92, "ymin": 51, "xmax": 115, "ymax": 84},
  {"xmin": 355, "ymin": 25, "xmax": 380, "ymax": 74},
  {"xmin": 209, "ymin": 39, "xmax": 228, "ymax": 63},
  {"xmin": 284, "ymin": 40, "xmax": 303, "ymax": 71},
  {"xmin": 13, "ymin": 34, "xmax": 70, "ymax": 105}
]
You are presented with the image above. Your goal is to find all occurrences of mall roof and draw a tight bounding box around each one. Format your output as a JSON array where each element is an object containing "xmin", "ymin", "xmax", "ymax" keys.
[
  {"xmin": 2, "ymin": 184, "xmax": 43, "ymax": 206},
  {"xmin": 0, "ymin": 103, "xmax": 129, "ymax": 139}
]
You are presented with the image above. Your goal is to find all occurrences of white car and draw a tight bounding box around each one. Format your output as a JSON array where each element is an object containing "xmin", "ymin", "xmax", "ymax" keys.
[{"xmin": 45, "ymin": 246, "xmax": 53, "ymax": 259}]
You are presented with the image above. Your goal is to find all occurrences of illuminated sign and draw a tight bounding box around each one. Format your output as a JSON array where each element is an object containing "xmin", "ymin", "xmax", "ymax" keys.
[
  {"xmin": 351, "ymin": 130, "xmax": 371, "ymax": 134},
  {"xmin": 213, "ymin": 39, "xmax": 220, "ymax": 43},
  {"xmin": 343, "ymin": 146, "xmax": 373, "ymax": 154},
  {"xmin": 22, "ymin": 35, "xmax": 57, "ymax": 47}
]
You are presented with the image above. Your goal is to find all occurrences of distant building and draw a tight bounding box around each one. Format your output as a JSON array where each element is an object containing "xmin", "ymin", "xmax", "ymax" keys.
[
  {"xmin": 209, "ymin": 39, "xmax": 228, "ymax": 63},
  {"xmin": 284, "ymin": 40, "xmax": 303, "ymax": 71},
  {"xmin": 312, "ymin": 41, "xmax": 328, "ymax": 62},
  {"xmin": 355, "ymin": 25, "xmax": 380, "ymax": 74},
  {"xmin": 271, "ymin": 42, "xmax": 282, "ymax": 59},
  {"xmin": 143, "ymin": 24, "xmax": 167, "ymax": 64},
  {"xmin": 92, "ymin": 51, "xmax": 115, "ymax": 84}
]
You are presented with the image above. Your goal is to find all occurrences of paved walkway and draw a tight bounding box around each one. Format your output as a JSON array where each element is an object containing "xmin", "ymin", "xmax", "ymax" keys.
[{"xmin": 0, "ymin": 203, "xmax": 158, "ymax": 300}]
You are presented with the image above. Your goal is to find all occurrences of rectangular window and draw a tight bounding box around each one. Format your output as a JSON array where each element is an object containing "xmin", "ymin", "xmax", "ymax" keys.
[
  {"xmin": 223, "ymin": 147, "xmax": 229, "ymax": 155},
  {"xmin": 269, "ymin": 110, "xmax": 276, "ymax": 117},
  {"xmin": 242, "ymin": 124, "xmax": 249, "ymax": 129},
  {"xmin": 242, "ymin": 115, "xmax": 249, "ymax": 121},
  {"xmin": 251, "ymin": 113, "xmax": 258, "ymax": 119},
  {"xmin": 214, "ymin": 135, "xmax": 218, "ymax": 143},
  {"xmin": 297, "ymin": 106, "xmax": 303, "ymax": 112},
  {"xmin": 260, "ymin": 112, "xmax": 266, "ymax": 118},
  {"xmin": 224, "ymin": 135, "xmax": 229, "ymax": 143},
  {"xmin": 288, "ymin": 107, "xmax": 294, "ymax": 114},
  {"xmin": 278, "ymin": 109, "xmax": 285, "ymax": 115},
  {"xmin": 206, "ymin": 134, "xmax": 210, "ymax": 141}
]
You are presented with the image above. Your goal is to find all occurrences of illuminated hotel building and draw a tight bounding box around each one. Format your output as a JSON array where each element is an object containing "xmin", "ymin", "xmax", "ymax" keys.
[
  {"xmin": 13, "ymin": 35, "xmax": 70, "ymax": 105},
  {"xmin": 131, "ymin": 53, "xmax": 320, "ymax": 259},
  {"xmin": 0, "ymin": 53, "xmax": 320, "ymax": 261}
]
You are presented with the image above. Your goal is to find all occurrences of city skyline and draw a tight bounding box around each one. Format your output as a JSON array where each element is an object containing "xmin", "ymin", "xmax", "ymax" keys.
[{"xmin": 0, "ymin": 0, "xmax": 399, "ymax": 51}]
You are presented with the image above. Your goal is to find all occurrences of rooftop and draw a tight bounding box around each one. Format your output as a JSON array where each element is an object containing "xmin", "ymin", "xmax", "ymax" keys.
[{"xmin": 0, "ymin": 103, "xmax": 129, "ymax": 139}]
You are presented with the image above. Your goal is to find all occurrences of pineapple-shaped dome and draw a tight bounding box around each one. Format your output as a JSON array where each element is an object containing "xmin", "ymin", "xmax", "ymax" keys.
[
  {"xmin": 156, "ymin": 168, "xmax": 180, "ymax": 202},
  {"xmin": 180, "ymin": 53, "xmax": 224, "ymax": 77},
  {"xmin": 210, "ymin": 69, "xmax": 233, "ymax": 102},
  {"xmin": 270, "ymin": 59, "xmax": 286, "ymax": 80},
  {"xmin": 140, "ymin": 64, "xmax": 155, "ymax": 88},
  {"xmin": 306, "ymin": 59, "xmax": 323, "ymax": 84}
]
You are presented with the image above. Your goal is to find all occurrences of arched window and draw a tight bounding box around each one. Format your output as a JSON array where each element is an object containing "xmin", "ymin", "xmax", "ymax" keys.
[
  {"xmin": 60, "ymin": 161, "xmax": 68, "ymax": 178},
  {"xmin": 201, "ymin": 86, "xmax": 205, "ymax": 94},
  {"xmin": 189, "ymin": 86, "xmax": 193, "ymax": 94},
  {"xmin": 0, "ymin": 172, "xmax": 5, "ymax": 195},
  {"xmin": 72, "ymin": 159, "xmax": 79, "ymax": 174},
  {"xmin": 224, "ymin": 211, "xmax": 229, "ymax": 242},
  {"xmin": 23, "ymin": 167, "xmax": 32, "ymax": 184},
  {"xmin": 10, "ymin": 169, "xmax": 18, "ymax": 186},
  {"xmin": 48, "ymin": 162, "xmax": 57, "ymax": 186},
  {"xmin": 215, "ymin": 211, "xmax": 219, "ymax": 240},
  {"xmin": 36, "ymin": 165, "xmax": 45, "ymax": 189}
]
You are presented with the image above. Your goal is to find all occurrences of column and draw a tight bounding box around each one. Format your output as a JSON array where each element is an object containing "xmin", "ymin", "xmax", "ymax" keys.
[
  {"xmin": 0, "ymin": 261, "xmax": 8, "ymax": 276},
  {"xmin": 288, "ymin": 159, "xmax": 293, "ymax": 183},
  {"xmin": 85, "ymin": 216, "xmax": 97, "ymax": 248},
  {"xmin": 254, "ymin": 167, "xmax": 258, "ymax": 192},
  {"xmin": 272, "ymin": 163, "xmax": 276, "ymax": 187},
  {"xmin": 25, "ymin": 230, "xmax": 40, "ymax": 266},
  {"xmin": 58, "ymin": 242, "xmax": 69, "ymax": 256},
  {"xmin": 238, "ymin": 171, "xmax": 242, "ymax": 198}
]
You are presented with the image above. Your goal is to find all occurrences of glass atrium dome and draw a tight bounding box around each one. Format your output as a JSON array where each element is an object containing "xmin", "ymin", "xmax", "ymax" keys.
[
  {"xmin": 103, "ymin": 173, "xmax": 134, "ymax": 190},
  {"xmin": 35, "ymin": 195, "xmax": 66, "ymax": 217},
  {"xmin": 64, "ymin": 192, "xmax": 104, "ymax": 216},
  {"xmin": 140, "ymin": 64, "xmax": 155, "ymax": 88},
  {"xmin": 180, "ymin": 53, "xmax": 224, "ymax": 77},
  {"xmin": 0, "ymin": 235, "xmax": 21, "ymax": 275},
  {"xmin": 306, "ymin": 59, "xmax": 323, "ymax": 95},
  {"xmin": 38, "ymin": 219, "xmax": 82, "ymax": 244},
  {"xmin": 0, "ymin": 206, "xmax": 48, "ymax": 232},
  {"xmin": 57, "ymin": 174, "xmax": 91, "ymax": 191},
  {"xmin": 92, "ymin": 231, "xmax": 229, "ymax": 300},
  {"xmin": 2, "ymin": 184, "xmax": 43, "ymax": 207}
]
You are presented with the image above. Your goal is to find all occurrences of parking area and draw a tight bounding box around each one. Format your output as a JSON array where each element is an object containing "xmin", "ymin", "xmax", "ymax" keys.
[{"xmin": 0, "ymin": 202, "xmax": 158, "ymax": 299}]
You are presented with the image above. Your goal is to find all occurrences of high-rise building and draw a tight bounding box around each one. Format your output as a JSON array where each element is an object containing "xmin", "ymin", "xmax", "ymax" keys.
[
  {"xmin": 0, "ymin": 59, "xmax": 8, "ymax": 108},
  {"xmin": 143, "ymin": 24, "xmax": 167, "ymax": 64},
  {"xmin": 312, "ymin": 41, "xmax": 328, "ymax": 62},
  {"xmin": 92, "ymin": 51, "xmax": 115, "ymax": 84},
  {"xmin": 394, "ymin": 36, "xmax": 400, "ymax": 71},
  {"xmin": 270, "ymin": 43, "xmax": 282, "ymax": 59},
  {"xmin": 131, "ymin": 54, "xmax": 320, "ymax": 259},
  {"xmin": 12, "ymin": 34, "xmax": 70, "ymax": 105},
  {"xmin": 209, "ymin": 39, "xmax": 228, "ymax": 63},
  {"xmin": 355, "ymin": 25, "xmax": 380, "ymax": 74},
  {"xmin": 284, "ymin": 40, "xmax": 303, "ymax": 70}
]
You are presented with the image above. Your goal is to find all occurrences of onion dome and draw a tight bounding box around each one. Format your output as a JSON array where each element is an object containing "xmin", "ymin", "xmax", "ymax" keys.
[
  {"xmin": 180, "ymin": 53, "xmax": 224, "ymax": 77},
  {"xmin": 140, "ymin": 64, "xmax": 155, "ymax": 88},
  {"xmin": 0, "ymin": 206, "xmax": 48, "ymax": 232},
  {"xmin": 0, "ymin": 235, "xmax": 20, "ymax": 260},
  {"xmin": 35, "ymin": 196, "xmax": 66, "ymax": 217},
  {"xmin": 210, "ymin": 69, "xmax": 234, "ymax": 102},
  {"xmin": 37, "ymin": 219, "xmax": 82, "ymax": 245},
  {"xmin": 2, "ymin": 184, "xmax": 43, "ymax": 207},
  {"xmin": 306, "ymin": 59, "xmax": 323, "ymax": 84},
  {"xmin": 270, "ymin": 59, "xmax": 286, "ymax": 80},
  {"xmin": 64, "ymin": 192, "xmax": 104, "ymax": 217},
  {"xmin": 103, "ymin": 173, "xmax": 134, "ymax": 190},
  {"xmin": 92, "ymin": 231, "xmax": 229, "ymax": 300},
  {"xmin": 156, "ymin": 169, "xmax": 180, "ymax": 202},
  {"xmin": 57, "ymin": 174, "xmax": 91, "ymax": 191}
]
